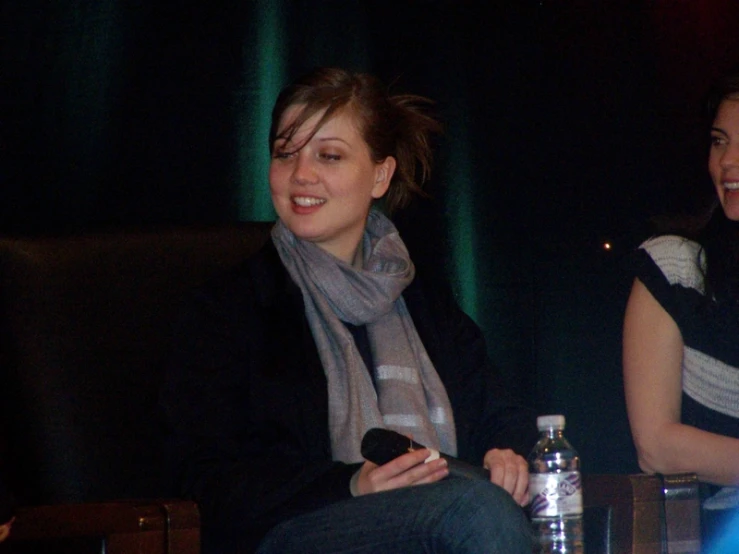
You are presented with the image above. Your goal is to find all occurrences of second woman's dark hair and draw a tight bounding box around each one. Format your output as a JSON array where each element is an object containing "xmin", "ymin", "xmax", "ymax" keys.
[{"xmin": 699, "ymin": 65, "xmax": 739, "ymax": 305}]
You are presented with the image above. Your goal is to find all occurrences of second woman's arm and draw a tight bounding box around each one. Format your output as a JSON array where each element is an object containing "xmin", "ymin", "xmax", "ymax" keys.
[{"xmin": 623, "ymin": 278, "xmax": 739, "ymax": 486}]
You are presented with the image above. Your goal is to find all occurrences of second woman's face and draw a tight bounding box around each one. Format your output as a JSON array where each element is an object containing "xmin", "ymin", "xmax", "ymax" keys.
[
  {"xmin": 269, "ymin": 105, "xmax": 395, "ymax": 264},
  {"xmin": 709, "ymin": 97, "xmax": 739, "ymax": 221}
]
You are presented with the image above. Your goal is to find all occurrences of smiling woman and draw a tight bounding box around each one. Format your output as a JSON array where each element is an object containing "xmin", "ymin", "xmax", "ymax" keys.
[
  {"xmin": 160, "ymin": 67, "xmax": 539, "ymax": 554},
  {"xmin": 709, "ymin": 97, "xmax": 739, "ymax": 221},
  {"xmin": 622, "ymin": 64, "xmax": 739, "ymax": 548},
  {"xmin": 268, "ymin": 106, "xmax": 395, "ymax": 265}
]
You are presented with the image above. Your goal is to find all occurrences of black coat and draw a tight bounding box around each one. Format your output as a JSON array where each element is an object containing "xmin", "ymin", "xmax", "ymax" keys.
[{"xmin": 161, "ymin": 240, "xmax": 537, "ymax": 551}]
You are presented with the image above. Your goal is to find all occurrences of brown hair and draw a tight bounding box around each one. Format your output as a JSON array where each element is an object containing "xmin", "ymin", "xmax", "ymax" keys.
[{"xmin": 269, "ymin": 67, "xmax": 442, "ymax": 214}]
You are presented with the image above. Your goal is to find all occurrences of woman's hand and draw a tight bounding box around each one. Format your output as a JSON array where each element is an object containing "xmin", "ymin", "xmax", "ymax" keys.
[
  {"xmin": 483, "ymin": 448, "xmax": 529, "ymax": 506},
  {"xmin": 355, "ymin": 448, "xmax": 449, "ymax": 495}
]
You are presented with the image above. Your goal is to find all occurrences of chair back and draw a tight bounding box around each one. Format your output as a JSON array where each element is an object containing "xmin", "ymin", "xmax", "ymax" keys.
[{"xmin": 0, "ymin": 223, "xmax": 273, "ymax": 505}]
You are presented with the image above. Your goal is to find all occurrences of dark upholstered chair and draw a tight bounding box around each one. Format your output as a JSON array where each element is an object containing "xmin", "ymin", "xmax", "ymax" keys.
[
  {"xmin": 0, "ymin": 223, "xmax": 272, "ymax": 553},
  {"xmin": 0, "ymin": 223, "xmax": 700, "ymax": 554}
]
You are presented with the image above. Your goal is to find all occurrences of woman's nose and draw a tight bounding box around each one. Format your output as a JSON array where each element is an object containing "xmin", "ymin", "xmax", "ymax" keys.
[
  {"xmin": 291, "ymin": 153, "xmax": 318, "ymax": 185},
  {"xmin": 721, "ymin": 143, "xmax": 739, "ymax": 169}
]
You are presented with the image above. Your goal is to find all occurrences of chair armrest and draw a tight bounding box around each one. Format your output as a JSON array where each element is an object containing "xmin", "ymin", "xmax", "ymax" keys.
[
  {"xmin": 6, "ymin": 499, "xmax": 200, "ymax": 554},
  {"xmin": 583, "ymin": 473, "xmax": 701, "ymax": 554},
  {"xmin": 659, "ymin": 473, "xmax": 701, "ymax": 554},
  {"xmin": 584, "ymin": 473, "xmax": 662, "ymax": 554}
]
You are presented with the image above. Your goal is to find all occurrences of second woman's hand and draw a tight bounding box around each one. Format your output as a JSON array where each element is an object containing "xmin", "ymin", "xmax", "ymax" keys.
[{"xmin": 356, "ymin": 448, "xmax": 449, "ymax": 495}]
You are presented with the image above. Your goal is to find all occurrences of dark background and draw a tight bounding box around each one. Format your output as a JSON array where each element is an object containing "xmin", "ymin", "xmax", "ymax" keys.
[{"xmin": 3, "ymin": 0, "xmax": 739, "ymax": 474}]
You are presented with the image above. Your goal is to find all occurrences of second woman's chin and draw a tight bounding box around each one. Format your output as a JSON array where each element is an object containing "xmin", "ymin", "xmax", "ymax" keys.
[{"xmin": 720, "ymin": 190, "xmax": 739, "ymax": 221}]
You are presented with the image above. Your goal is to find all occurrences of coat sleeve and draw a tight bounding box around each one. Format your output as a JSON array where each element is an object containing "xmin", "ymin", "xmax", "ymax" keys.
[
  {"xmin": 406, "ymin": 274, "xmax": 539, "ymax": 464},
  {"xmin": 159, "ymin": 263, "xmax": 359, "ymax": 536}
]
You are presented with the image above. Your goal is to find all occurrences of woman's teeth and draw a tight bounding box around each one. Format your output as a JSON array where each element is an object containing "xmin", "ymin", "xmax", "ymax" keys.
[
  {"xmin": 724, "ymin": 182, "xmax": 739, "ymax": 190},
  {"xmin": 293, "ymin": 196, "xmax": 326, "ymax": 207}
]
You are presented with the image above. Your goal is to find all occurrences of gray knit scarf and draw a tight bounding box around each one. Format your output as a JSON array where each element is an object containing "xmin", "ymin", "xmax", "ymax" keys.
[{"xmin": 271, "ymin": 209, "xmax": 457, "ymax": 463}]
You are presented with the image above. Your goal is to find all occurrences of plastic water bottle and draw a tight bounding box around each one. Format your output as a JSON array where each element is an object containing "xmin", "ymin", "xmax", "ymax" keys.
[{"xmin": 528, "ymin": 414, "xmax": 584, "ymax": 554}]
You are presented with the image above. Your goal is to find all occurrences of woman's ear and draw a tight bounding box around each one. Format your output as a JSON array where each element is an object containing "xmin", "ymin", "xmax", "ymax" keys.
[{"xmin": 371, "ymin": 156, "xmax": 396, "ymax": 199}]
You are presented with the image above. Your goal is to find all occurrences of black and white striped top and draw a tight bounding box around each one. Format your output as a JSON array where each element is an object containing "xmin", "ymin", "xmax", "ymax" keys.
[{"xmin": 634, "ymin": 235, "xmax": 739, "ymax": 439}]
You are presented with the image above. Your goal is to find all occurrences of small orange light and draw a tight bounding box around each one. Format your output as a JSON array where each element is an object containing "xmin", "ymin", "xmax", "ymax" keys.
[{"xmin": 603, "ymin": 242, "xmax": 612, "ymax": 250}]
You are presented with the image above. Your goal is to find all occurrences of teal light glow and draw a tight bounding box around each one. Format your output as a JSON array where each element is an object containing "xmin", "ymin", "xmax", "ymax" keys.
[
  {"xmin": 235, "ymin": 1, "xmax": 286, "ymax": 222},
  {"xmin": 443, "ymin": 112, "xmax": 479, "ymax": 321}
]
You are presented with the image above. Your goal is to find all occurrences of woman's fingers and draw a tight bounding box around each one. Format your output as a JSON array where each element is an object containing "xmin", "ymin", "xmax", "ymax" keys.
[
  {"xmin": 357, "ymin": 449, "xmax": 449, "ymax": 494},
  {"xmin": 484, "ymin": 448, "xmax": 530, "ymax": 506}
]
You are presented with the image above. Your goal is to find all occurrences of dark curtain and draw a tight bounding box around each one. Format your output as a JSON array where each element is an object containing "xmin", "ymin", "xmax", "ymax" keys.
[{"xmin": 4, "ymin": 0, "xmax": 739, "ymax": 473}]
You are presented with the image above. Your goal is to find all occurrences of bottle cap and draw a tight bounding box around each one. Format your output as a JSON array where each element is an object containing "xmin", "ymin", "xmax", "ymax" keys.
[{"xmin": 537, "ymin": 414, "xmax": 565, "ymax": 431}]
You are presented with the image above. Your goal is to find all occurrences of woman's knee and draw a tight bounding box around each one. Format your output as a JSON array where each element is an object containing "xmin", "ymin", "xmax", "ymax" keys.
[
  {"xmin": 458, "ymin": 479, "xmax": 524, "ymax": 520},
  {"xmin": 256, "ymin": 518, "xmax": 315, "ymax": 554},
  {"xmin": 256, "ymin": 480, "xmax": 534, "ymax": 554},
  {"xmin": 435, "ymin": 479, "xmax": 534, "ymax": 553}
]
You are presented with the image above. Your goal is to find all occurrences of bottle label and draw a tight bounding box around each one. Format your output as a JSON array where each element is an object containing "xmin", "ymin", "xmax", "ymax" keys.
[{"xmin": 529, "ymin": 471, "xmax": 583, "ymax": 517}]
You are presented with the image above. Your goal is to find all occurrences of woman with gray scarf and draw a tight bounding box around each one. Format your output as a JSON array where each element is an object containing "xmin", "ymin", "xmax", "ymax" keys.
[{"xmin": 162, "ymin": 67, "xmax": 539, "ymax": 554}]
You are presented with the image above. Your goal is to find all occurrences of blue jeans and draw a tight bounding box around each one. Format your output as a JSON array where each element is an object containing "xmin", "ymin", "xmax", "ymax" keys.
[{"xmin": 255, "ymin": 478, "xmax": 535, "ymax": 553}]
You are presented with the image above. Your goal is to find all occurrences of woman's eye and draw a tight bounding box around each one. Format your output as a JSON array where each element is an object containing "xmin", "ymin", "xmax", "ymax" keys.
[
  {"xmin": 320, "ymin": 153, "xmax": 341, "ymax": 161},
  {"xmin": 272, "ymin": 149, "xmax": 294, "ymax": 159},
  {"xmin": 711, "ymin": 135, "xmax": 726, "ymax": 147}
]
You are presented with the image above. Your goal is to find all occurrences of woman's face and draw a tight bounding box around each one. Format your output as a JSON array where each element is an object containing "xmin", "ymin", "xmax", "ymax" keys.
[
  {"xmin": 269, "ymin": 105, "xmax": 395, "ymax": 264},
  {"xmin": 709, "ymin": 97, "xmax": 739, "ymax": 221}
]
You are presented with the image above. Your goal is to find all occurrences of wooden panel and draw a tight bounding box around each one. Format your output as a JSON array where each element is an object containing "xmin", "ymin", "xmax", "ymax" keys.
[
  {"xmin": 107, "ymin": 530, "xmax": 165, "ymax": 554},
  {"xmin": 583, "ymin": 473, "xmax": 702, "ymax": 554},
  {"xmin": 5, "ymin": 500, "xmax": 200, "ymax": 554},
  {"xmin": 661, "ymin": 474, "xmax": 701, "ymax": 554},
  {"xmin": 9, "ymin": 503, "xmax": 166, "ymax": 539}
]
